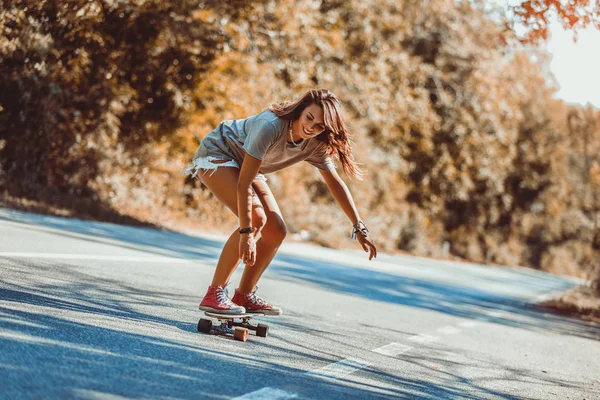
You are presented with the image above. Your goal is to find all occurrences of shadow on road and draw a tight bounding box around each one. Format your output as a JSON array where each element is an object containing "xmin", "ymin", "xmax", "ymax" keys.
[
  {"xmin": 271, "ymin": 254, "xmax": 600, "ymax": 342},
  {"xmin": 1, "ymin": 210, "xmax": 598, "ymax": 398},
  {"xmin": 0, "ymin": 258, "xmax": 533, "ymax": 400},
  {"xmin": 1, "ymin": 208, "xmax": 597, "ymax": 344},
  {"xmin": 0, "ymin": 305, "xmax": 536, "ymax": 400},
  {"xmin": 0, "ymin": 209, "xmax": 225, "ymax": 260}
]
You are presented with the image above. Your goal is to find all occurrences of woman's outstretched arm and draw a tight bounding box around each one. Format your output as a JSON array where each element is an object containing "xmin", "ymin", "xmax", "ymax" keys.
[{"xmin": 319, "ymin": 168, "xmax": 377, "ymax": 260}]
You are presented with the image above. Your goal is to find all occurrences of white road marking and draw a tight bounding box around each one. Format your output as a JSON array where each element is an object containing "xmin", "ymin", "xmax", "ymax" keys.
[
  {"xmin": 232, "ymin": 387, "xmax": 298, "ymax": 400},
  {"xmin": 436, "ymin": 326, "xmax": 461, "ymax": 335},
  {"xmin": 408, "ymin": 334, "xmax": 438, "ymax": 344},
  {"xmin": 487, "ymin": 311, "xmax": 505, "ymax": 318},
  {"xmin": 306, "ymin": 357, "xmax": 371, "ymax": 380},
  {"xmin": 0, "ymin": 252, "xmax": 193, "ymax": 263},
  {"xmin": 372, "ymin": 342, "xmax": 413, "ymax": 357}
]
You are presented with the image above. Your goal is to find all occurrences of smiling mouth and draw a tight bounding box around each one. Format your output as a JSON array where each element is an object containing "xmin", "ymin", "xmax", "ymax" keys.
[{"xmin": 303, "ymin": 127, "xmax": 313, "ymax": 135}]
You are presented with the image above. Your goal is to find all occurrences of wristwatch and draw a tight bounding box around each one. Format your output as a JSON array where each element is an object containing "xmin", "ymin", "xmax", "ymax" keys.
[{"xmin": 238, "ymin": 227, "xmax": 253, "ymax": 235}]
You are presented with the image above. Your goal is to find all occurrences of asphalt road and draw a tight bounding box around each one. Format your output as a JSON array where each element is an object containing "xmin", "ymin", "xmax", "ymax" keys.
[{"xmin": 0, "ymin": 208, "xmax": 598, "ymax": 400}]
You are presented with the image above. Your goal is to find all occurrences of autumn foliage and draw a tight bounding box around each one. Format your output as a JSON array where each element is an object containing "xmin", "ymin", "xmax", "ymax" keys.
[
  {"xmin": 509, "ymin": 0, "xmax": 600, "ymax": 42},
  {"xmin": 1, "ymin": 0, "xmax": 598, "ymax": 284},
  {"xmin": 0, "ymin": 0, "xmax": 264, "ymax": 217}
]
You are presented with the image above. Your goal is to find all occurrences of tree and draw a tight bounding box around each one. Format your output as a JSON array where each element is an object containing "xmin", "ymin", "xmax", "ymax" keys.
[
  {"xmin": 0, "ymin": 0, "xmax": 264, "ymax": 209},
  {"xmin": 509, "ymin": 0, "xmax": 600, "ymax": 42}
]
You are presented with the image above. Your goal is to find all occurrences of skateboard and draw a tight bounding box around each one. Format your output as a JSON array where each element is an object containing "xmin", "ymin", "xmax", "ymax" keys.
[{"xmin": 197, "ymin": 312, "xmax": 269, "ymax": 342}]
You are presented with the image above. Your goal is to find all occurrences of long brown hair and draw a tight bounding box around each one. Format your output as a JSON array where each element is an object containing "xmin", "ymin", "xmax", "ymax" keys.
[{"xmin": 268, "ymin": 89, "xmax": 362, "ymax": 180}]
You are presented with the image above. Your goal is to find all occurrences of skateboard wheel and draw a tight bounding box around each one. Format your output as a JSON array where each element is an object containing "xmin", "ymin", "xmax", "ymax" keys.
[
  {"xmin": 234, "ymin": 327, "xmax": 249, "ymax": 342},
  {"xmin": 256, "ymin": 323, "xmax": 269, "ymax": 338},
  {"xmin": 198, "ymin": 318, "xmax": 212, "ymax": 334}
]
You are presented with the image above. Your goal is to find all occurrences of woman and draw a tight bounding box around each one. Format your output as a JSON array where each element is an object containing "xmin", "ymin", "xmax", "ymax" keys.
[{"xmin": 185, "ymin": 89, "xmax": 377, "ymax": 315}]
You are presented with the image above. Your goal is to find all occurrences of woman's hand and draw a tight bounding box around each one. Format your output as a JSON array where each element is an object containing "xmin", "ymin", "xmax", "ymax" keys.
[
  {"xmin": 239, "ymin": 233, "xmax": 257, "ymax": 266},
  {"xmin": 357, "ymin": 231, "xmax": 377, "ymax": 260}
]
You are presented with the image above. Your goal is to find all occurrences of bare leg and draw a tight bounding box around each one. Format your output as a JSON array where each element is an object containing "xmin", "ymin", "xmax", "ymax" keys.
[
  {"xmin": 237, "ymin": 182, "xmax": 287, "ymax": 294},
  {"xmin": 197, "ymin": 167, "xmax": 266, "ymax": 288},
  {"xmin": 238, "ymin": 226, "xmax": 284, "ymax": 293},
  {"xmin": 210, "ymin": 228, "xmax": 243, "ymax": 287}
]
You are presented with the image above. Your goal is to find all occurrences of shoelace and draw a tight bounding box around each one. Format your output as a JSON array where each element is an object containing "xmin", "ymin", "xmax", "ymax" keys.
[
  {"xmin": 216, "ymin": 287, "xmax": 235, "ymax": 306},
  {"xmin": 247, "ymin": 288, "xmax": 267, "ymax": 307}
]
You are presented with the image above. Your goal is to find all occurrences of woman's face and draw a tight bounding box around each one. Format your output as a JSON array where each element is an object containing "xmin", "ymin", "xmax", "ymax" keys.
[{"xmin": 296, "ymin": 103, "xmax": 326, "ymax": 140}]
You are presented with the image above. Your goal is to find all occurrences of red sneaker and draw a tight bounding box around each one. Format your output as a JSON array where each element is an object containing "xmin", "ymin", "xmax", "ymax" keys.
[
  {"xmin": 199, "ymin": 285, "xmax": 246, "ymax": 315},
  {"xmin": 232, "ymin": 287, "xmax": 282, "ymax": 315}
]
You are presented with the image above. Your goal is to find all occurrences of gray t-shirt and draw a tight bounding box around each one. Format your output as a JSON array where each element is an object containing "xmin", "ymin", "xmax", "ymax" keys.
[{"xmin": 192, "ymin": 110, "xmax": 335, "ymax": 175}]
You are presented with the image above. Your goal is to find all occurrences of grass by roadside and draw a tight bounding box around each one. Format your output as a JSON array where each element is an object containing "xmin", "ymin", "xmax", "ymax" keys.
[{"xmin": 539, "ymin": 285, "xmax": 600, "ymax": 324}]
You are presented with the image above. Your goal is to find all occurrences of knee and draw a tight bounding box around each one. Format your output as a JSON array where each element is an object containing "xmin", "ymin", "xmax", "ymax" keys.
[
  {"xmin": 261, "ymin": 217, "xmax": 287, "ymax": 245},
  {"xmin": 252, "ymin": 208, "xmax": 268, "ymax": 233}
]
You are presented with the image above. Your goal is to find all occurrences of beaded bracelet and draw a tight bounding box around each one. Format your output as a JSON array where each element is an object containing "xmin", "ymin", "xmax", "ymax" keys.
[{"xmin": 351, "ymin": 221, "xmax": 369, "ymax": 240}]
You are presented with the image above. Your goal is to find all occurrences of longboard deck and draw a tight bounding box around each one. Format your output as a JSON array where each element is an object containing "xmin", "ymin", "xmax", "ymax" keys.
[{"xmin": 204, "ymin": 312, "xmax": 256, "ymax": 320}]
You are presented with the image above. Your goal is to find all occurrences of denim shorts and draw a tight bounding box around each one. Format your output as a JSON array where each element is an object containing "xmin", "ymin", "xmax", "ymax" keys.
[{"xmin": 184, "ymin": 148, "xmax": 267, "ymax": 182}]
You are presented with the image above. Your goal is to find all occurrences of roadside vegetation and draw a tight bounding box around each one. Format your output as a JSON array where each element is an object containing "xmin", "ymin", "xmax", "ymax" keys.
[{"xmin": 1, "ymin": 1, "xmax": 598, "ymax": 315}]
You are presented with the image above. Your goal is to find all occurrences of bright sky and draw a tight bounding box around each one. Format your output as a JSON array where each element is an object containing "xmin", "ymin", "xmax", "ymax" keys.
[
  {"xmin": 493, "ymin": 1, "xmax": 600, "ymax": 108},
  {"xmin": 546, "ymin": 19, "xmax": 600, "ymax": 108}
]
